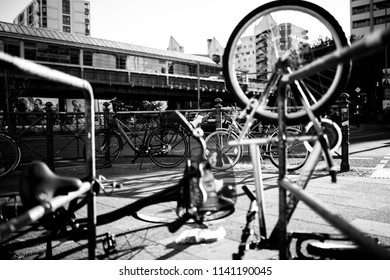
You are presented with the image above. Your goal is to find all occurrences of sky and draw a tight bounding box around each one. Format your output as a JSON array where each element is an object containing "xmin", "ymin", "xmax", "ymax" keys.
[{"xmin": 0, "ymin": 0, "xmax": 351, "ymax": 54}]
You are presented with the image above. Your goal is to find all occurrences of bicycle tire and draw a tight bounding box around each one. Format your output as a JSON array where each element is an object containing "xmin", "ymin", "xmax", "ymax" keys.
[
  {"xmin": 267, "ymin": 127, "xmax": 309, "ymax": 171},
  {"xmin": 133, "ymin": 171, "xmax": 236, "ymax": 224},
  {"xmin": 205, "ymin": 129, "xmax": 242, "ymax": 170},
  {"xmin": 223, "ymin": 0, "xmax": 351, "ymax": 125},
  {"xmin": 0, "ymin": 134, "xmax": 21, "ymax": 178},
  {"xmin": 147, "ymin": 126, "xmax": 188, "ymax": 168},
  {"xmin": 94, "ymin": 129, "xmax": 122, "ymax": 169}
]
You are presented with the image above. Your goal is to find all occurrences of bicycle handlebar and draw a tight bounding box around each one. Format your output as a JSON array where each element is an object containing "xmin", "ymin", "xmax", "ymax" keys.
[{"xmin": 0, "ymin": 165, "xmax": 90, "ymax": 243}]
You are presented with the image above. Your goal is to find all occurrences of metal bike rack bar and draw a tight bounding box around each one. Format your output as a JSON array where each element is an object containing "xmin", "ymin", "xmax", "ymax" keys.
[{"xmin": 0, "ymin": 51, "xmax": 97, "ymax": 259}]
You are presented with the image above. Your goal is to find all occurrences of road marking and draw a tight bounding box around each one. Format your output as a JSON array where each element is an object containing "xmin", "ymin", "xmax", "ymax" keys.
[
  {"xmin": 349, "ymin": 157, "xmax": 373, "ymax": 160},
  {"xmin": 371, "ymin": 152, "xmax": 390, "ymax": 178}
]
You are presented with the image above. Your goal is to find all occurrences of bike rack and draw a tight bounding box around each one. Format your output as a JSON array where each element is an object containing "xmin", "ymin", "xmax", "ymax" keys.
[{"xmin": 0, "ymin": 51, "xmax": 97, "ymax": 259}]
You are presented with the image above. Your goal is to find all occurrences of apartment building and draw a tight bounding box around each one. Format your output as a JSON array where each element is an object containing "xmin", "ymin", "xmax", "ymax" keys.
[
  {"xmin": 351, "ymin": 0, "xmax": 389, "ymax": 37},
  {"xmin": 13, "ymin": 0, "xmax": 90, "ymax": 36}
]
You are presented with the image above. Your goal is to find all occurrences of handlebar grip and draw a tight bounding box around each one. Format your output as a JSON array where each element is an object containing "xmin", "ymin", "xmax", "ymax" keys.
[{"xmin": 168, "ymin": 212, "xmax": 191, "ymax": 233}]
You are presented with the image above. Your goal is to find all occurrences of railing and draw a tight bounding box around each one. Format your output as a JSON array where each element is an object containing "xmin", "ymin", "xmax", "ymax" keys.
[
  {"xmin": 1, "ymin": 96, "xmax": 351, "ymax": 173},
  {"xmin": 0, "ymin": 101, "xmax": 231, "ymax": 172}
]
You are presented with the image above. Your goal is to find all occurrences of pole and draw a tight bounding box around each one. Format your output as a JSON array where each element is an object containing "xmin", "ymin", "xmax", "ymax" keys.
[
  {"xmin": 339, "ymin": 93, "xmax": 350, "ymax": 172},
  {"xmin": 277, "ymin": 84, "xmax": 288, "ymax": 260},
  {"xmin": 45, "ymin": 102, "xmax": 55, "ymax": 171},
  {"xmin": 197, "ymin": 62, "xmax": 200, "ymax": 109}
]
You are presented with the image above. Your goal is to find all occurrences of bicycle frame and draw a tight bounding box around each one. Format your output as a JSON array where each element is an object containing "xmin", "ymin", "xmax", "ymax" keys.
[
  {"xmin": 110, "ymin": 113, "xmax": 151, "ymax": 153},
  {"xmin": 228, "ymin": 27, "xmax": 390, "ymax": 259}
]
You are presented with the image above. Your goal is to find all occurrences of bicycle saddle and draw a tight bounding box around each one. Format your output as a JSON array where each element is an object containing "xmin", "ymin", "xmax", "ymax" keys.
[{"xmin": 19, "ymin": 161, "xmax": 83, "ymax": 209}]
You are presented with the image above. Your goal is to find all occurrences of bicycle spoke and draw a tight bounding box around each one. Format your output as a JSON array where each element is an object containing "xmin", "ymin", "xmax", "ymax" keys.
[
  {"xmin": 147, "ymin": 127, "xmax": 188, "ymax": 168},
  {"xmin": 223, "ymin": 0, "xmax": 350, "ymax": 124}
]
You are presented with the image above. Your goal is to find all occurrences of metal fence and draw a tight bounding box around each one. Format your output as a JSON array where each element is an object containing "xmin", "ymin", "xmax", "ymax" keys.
[{"xmin": 0, "ymin": 100, "xmax": 230, "ymax": 172}]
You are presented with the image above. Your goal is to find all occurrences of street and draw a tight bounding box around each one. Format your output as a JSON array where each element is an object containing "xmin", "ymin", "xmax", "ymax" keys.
[{"xmin": 347, "ymin": 125, "xmax": 390, "ymax": 171}]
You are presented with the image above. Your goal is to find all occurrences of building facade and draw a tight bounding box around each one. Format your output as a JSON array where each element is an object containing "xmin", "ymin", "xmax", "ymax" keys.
[
  {"xmin": 350, "ymin": 0, "xmax": 390, "ymax": 120},
  {"xmin": 0, "ymin": 21, "xmax": 225, "ymax": 112},
  {"xmin": 351, "ymin": 0, "xmax": 389, "ymax": 37},
  {"xmin": 13, "ymin": 0, "xmax": 90, "ymax": 36},
  {"xmin": 233, "ymin": 14, "xmax": 307, "ymax": 95}
]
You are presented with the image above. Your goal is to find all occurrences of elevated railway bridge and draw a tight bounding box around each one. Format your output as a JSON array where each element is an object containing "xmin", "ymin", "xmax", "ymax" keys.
[{"xmin": 0, "ymin": 21, "xmax": 231, "ymax": 112}]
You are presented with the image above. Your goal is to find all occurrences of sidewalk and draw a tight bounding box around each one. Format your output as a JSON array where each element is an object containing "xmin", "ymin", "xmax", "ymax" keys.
[{"xmin": 1, "ymin": 159, "xmax": 390, "ymax": 260}]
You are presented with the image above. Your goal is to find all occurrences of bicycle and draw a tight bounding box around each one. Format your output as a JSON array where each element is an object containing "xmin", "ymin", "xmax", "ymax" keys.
[
  {"xmin": 0, "ymin": 51, "xmax": 237, "ymax": 259},
  {"xmin": 204, "ymin": 108, "xmax": 309, "ymax": 171},
  {"xmin": 0, "ymin": 133, "xmax": 21, "ymax": 178},
  {"xmin": 93, "ymin": 98, "xmax": 188, "ymax": 169},
  {"xmin": 0, "ymin": 111, "xmax": 237, "ymax": 259},
  {"xmin": 223, "ymin": 0, "xmax": 390, "ymax": 259}
]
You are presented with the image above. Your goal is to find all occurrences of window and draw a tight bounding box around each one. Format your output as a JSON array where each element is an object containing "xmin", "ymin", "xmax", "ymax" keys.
[
  {"xmin": 85, "ymin": 25, "xmax": 90, "ymax": 36},
  {"xmin": 42, "ymin": 17, "xmax": 47, "ymax": 27},
  {"xmin": 28, "ymin": 14, "xmax": 34, "ymax": 25},
  {"xmin": 83, "ymin": 50, "xmax": 93, "ymax": 66},
  {"xmin": 352, "ymin": 5, "xmax": 370, "ymax": 15},
  {"xmin": 18, "ymin": 13, "xmax": 24, "ymax": 23},
  {"xmin": 116, "ymin": 54, "xmax": 126, "ymax": 69},
  {"xmin": 85, "ymin": 3, "xmax": 90, "ymax": 14},
  {"xmin": 374, "ymin": 16, "xmax": 390, "ymax": 26},
  {"xmin": 25, "ymin": 42, "xmax": 37, "ymax": 60},
  {"xmin": 127, "ymin": 55, "xmax": 166, "ymax": 73},
  {"xmin": 62, "ymin": 0, "xmax": 70, "ymax": 15},
  {"xmin": 63, "ymin": 26, "xmax": 71, "ymax": 33},
  {"xmin": 42, "ymin": 6, "xmax": 47, "ymax": 16},
  {"xmin": 28, "ymin": 3, "xmax": 34, "ymax": 14},
  {"xmin": 63, "ymin": 15, "xmax": 70, "ymax": 25},
  {"xmin": 28, "ymin": 42, "xmax": 80, "ymax": 64},
  {"xmin": 352, "ymin": 19, "xmax": 370, "ymax": 29},
  {"xmin": 3, "ymin": 39, "xmax": 20, "ymax": 57}
]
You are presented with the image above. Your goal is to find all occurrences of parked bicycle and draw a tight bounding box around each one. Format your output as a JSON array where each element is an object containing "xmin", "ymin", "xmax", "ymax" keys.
[
  {"xmin": 93, "ymin": 98, "xmax": 188, "ymax": 169},
  {"xmin": 0, "ymin": 133, "xmax": 21, "ymax": 178},
  {"xmin": 224, "ymin": 0, "xmax": 390, "ymax": 259},
  {"xmin": 0, "ymin": 111, "xmax": 237, "ymax": 259},
  {"xmin": 0, "ymin": 51, "xmax": 237, "ymax": 259},
  {"xmin": 203, "ymin": 107, "xmax": 308, "ymax": 171}
]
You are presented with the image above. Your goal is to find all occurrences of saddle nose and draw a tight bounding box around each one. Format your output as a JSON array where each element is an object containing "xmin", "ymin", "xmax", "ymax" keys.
[{"xmin": 19, "ymin": 161, "xmax": 82, "ymax": 209}]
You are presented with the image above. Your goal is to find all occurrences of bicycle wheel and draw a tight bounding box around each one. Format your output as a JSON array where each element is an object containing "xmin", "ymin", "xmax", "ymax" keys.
[
  {"xmin": 267, "ymin": 127, "xmax": 309, "ymax": 171},
  {"xmin": 205, "ymin": 129, "xmax": 242, "ymax": 170},
  {"xmin": 0, "ymin": 134, "xmax": 21, "ymax": 178},
  {"xmin": 94, "ymin": 129, "xmax": 122, "ymax": 168},
  {"xmin": 147, "ymin": 126, "xmax": 188, "ymax": 168},
  {"xmin": 132, "ymin": 186, "xmax": 180, "ymax": 224},
  {"xmin": 223, "ymin": 0, "xmax": 351, "ymax": 125}
]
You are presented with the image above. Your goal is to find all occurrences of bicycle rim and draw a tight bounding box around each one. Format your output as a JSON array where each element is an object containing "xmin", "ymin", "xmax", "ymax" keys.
[
  {"xmin": 205, "ymin": 129, "xmax": 242, "ymax": 170},
  {"xmin": 268, "ymin": 128, "xmax": 309, "ymax": 171},
  {"xmin": 94, "ymin": 130, "xmax": 122, "ymax": 168},
  {"xmin": 0, "ymin": 134, "xmax": 21, "ymax": 178},
  {"xmin": 223, "ymin": 0, "xmax": 351, "ymax": 125},
  {"xmin": 147, "ymin": 126, "xmax": 188, "ymax": 168}
]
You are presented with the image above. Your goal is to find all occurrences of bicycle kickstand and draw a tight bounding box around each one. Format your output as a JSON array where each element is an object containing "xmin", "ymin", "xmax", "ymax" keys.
[
  {"xmin": 131, "ymin": 152, "xmax": 145, "ymax": 170},
  {"xmin": 233, "ymin": 185, "xmax": 264, "ymax": 260}
]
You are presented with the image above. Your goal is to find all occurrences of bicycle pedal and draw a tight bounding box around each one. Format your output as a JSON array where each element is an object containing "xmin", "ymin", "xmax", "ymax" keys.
[{"xmin": 102, "ymin": 232, "xmax": 117, "ymax": 255}]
